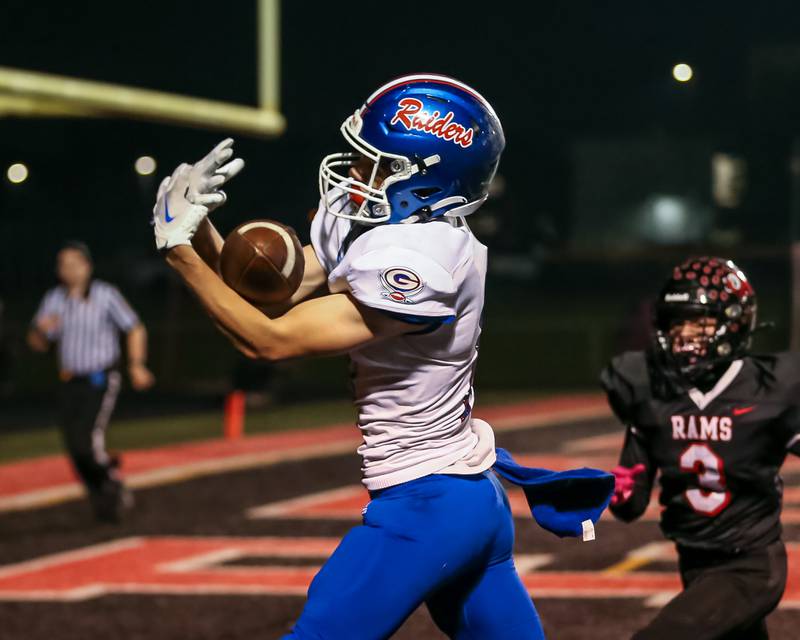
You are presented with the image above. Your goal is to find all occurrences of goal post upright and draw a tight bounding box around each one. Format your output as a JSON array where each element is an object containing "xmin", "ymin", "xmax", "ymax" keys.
[{"xmin": 258, "ymin": 0, "xmax": 281, "ymax": 113}]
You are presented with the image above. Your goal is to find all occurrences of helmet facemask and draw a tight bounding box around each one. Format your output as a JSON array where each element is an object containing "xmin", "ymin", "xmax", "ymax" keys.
[
  {"xmin": 654, "ymin": 301, "xmax": 755, "ymax": 386},
  {"xmin": 319, "ymin": 111, "xmax": 440, "ymax": 224},
  {"xmin": 651, "ymin": 257, "xmax": 758, "ymax": 387},
  {"xmin": 659, "ymin": 312, "xmax": 720, "ymax": 378}
]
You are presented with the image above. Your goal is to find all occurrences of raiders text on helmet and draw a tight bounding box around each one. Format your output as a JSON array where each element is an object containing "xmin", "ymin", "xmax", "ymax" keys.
[{"xmin": 319, "ymin": 74, "xmax": 505, "ymax": 224}]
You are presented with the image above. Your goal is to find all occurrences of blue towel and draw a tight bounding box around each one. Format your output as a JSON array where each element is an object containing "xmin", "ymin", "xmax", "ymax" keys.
[{"xmin": 492, "ymin": 447, "xmax": 614, "ymax": 538}]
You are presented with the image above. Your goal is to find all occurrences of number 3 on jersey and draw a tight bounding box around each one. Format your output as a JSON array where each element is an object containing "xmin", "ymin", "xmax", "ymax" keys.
[{"xmin": 679, "ymin": 443, "xmax": 731, "ymax": 516}]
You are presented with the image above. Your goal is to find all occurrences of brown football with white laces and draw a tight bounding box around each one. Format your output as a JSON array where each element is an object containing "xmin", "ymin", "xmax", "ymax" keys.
[{"xmin": 220, "ymin": 220, "xmax": 304, "ymax": 305}]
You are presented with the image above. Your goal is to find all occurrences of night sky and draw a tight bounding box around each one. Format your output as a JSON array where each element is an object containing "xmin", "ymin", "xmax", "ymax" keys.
[
  {"xmin": 2, "ymin": 0, "xmax": 800, "ymax": 291},
  {"xmin": 2, "ymin": 1, "xmax": 800, "ymax": 400}
]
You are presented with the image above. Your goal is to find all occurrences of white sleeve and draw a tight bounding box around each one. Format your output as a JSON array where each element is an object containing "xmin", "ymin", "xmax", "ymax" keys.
[
  {"xmin": 310, "ymin": 194, "xmax": 349, "ymax": 275},
  {"xmin": 105, "ymin": 285, "xmax": 140, "ymax": 332},
  {"xmin": 309, "ymin": 200, "xmax": 333, "ymax": 274},
  {"xmin": 333, "ymin": 246, "xmax": 457, "ymax": 318}
]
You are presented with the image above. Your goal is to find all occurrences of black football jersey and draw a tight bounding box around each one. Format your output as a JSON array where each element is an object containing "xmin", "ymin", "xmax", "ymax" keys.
[{"xmin": 602, "ymin": 351, "xmax": 800, "ymax": 552}]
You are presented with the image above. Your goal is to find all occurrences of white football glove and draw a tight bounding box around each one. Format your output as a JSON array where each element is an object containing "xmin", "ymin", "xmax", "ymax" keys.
[
  {"xmin": 152, "ymin": 139, "xmax": 245, "ymax": 251},
  {"xmin": 186, "ymin": 138, "xmax": 245, "ymax": 210},
  {"xmin": 152, "ymin": 163, "xmax": 209, "ymax": 250}
]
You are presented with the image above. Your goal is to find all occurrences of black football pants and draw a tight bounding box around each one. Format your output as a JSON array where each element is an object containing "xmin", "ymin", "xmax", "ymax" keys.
[
  {"xmin": 632, "ymin": 540, "xmax": 787, "ymax": 640},
  {"xmin": 58, "ymin": 370, "xmax": 122, "ymax": 496}
]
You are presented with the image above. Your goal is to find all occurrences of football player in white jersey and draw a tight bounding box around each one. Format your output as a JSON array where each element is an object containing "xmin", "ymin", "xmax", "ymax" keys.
[{"xmin": 151, "ymin": 75, "xmax": 609, "ymax": 639}]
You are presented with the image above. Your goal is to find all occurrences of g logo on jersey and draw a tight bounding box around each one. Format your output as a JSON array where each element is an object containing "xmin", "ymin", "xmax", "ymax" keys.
[{"xmin": 380, "ymin": 267, "xmax": 424, "ymax": 304}]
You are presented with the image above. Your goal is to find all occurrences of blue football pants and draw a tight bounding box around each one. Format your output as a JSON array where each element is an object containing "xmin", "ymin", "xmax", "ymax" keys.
[{"xmin": 282, "ymin": 471, "xmax": 545, "ymax": 640}]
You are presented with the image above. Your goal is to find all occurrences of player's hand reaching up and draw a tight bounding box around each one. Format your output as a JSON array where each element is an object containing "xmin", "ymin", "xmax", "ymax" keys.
[
  {"xmin": 610, "ymin": 464, "xmax": 646, "ymax": 505},
  {"xmin": 186, "ymin": 138, "xmax": 245, "ymax": 211},
  {"xmin": 152, "ymin": 163, "xmax": 209, "ymax": 250},
  {"xmin": 152, "ymin": 139, "xmax": 245, "ymax": 251}
]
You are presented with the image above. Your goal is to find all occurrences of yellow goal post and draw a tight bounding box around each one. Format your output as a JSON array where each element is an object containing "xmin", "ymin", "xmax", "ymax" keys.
[{"xmin": 0, "ymin": 0, "xmax": 284, "ymax": 138}]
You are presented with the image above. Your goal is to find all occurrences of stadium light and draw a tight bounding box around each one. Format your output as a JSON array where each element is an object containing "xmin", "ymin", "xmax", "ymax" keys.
[
  {"xmin": 652, "ymin": 196, "xmax": 686, "ymax": 232},
  {"xmin": 672, "ymin": 63, "xmax": 693, "ymax": 83},
  {"xmin": 135, "ymin": 155, "xmax": 157, "ymax": 176},
  {"xmin": 6, "ymin": 162, "xmax": 28, "ymax": 184}
]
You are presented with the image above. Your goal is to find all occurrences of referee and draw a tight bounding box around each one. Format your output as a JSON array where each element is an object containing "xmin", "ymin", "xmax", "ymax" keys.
[{"xmin": 27, "ymin": 241, "xmax": 154, "ymax": 522}]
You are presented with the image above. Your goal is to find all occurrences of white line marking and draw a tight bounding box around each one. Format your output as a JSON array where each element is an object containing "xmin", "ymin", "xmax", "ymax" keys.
[
  {"xmin": 159, "ymin": 548, "xmax": 244, "ymax": 573},
  {"xmin": 0, "ymin": 585, "xmax": 107, "ymax": 602},
  {"xmin": 0, "ymin": 404, "xmax": 610, "ymax": 513},
  {"xmin": 514, "ymin": 554, "xmax": 553, "ymax": 573},
  {"xmin": 0, "ymin": 583, "xmax": 312, "ymax": 602},
  {"xmin": 0, "ymin": 440, "xmax": 357, "ymax": 514},
  {"xmin": 625, "ymin": 542, "xmax": 675, "ymax": 563},
  {"xmin": 247, "ymin": 485, "xmax": 363, "ymax": 519},
  {"xmin": 0, "ymin": 538, "xmax": 143, "ymax": 579},
  {"xmin": 0, "ymin": 485, "xmax": 85, "ymax": 511},
  {"xmin": 643, "ymin": 592, "xmax": 678, "ymax": 608}
]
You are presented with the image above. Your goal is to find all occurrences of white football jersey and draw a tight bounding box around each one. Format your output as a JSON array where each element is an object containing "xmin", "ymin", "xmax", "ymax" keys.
[{"xmin": 311, "ymin": 191, "xmax": 495, "ymax": 490}]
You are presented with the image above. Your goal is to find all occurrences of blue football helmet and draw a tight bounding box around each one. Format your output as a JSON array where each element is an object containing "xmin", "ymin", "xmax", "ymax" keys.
[{"xmin": 319, "ymin": 73, "xmax": 506, "ymax": 224}]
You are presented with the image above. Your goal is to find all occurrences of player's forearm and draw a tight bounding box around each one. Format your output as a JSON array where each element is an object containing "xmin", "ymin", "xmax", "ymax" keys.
[
  {"xmin": 258, "ymin": 245, "xmax": 328, "ymax": 318},
  {"xmin": 166, "ymin": 245, "xmax": 287, "ymax": 360},
  {"xmin": 212, "ymin": 321, "xmax": 260, "ymax": 359},
  {"xmin": 609, "ymin": 476, "xmax": 652, "ymax": 522},
  {"xmin": 609, "ymin": 463, "xmax": 654, "ymax": 522},
  {"xmin": 126, "ymin": 324, "xmax": 148, "ymax": 365},
  {"xmin": 191, "ymin": 218, "xmax": 225, "ymax": 273},
  {"xmin": 610, "ymin": 430, "xmax": 655, "ymax": 521}
]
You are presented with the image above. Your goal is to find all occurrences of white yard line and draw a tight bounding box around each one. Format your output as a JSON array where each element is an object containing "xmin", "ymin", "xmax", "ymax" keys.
[{"xmin": 0, "ymin": 538, "xmax": 143, "ymax": 579}]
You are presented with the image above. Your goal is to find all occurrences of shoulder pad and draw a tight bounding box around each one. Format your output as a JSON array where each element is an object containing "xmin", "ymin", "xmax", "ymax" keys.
[
  {"xmin": 330, "ymin": 244, "xmax": 457, "ymax": 318},
  {"xmin": 608, "ymin": 351, "xmax": 650, "ymax": 388},
  {"xmin": 601, "ymin": 351, "xmax": 650, "ymax": 423}
]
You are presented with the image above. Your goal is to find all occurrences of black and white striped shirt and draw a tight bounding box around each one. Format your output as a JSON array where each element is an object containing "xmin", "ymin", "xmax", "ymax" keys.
[{"xmin": 33, "ymin": 280, "xmax": 139, "ymax": 375}]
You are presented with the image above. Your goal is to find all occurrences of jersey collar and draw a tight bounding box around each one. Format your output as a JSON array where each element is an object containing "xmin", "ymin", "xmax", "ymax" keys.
[{"xmin": 687, "ymin": 359, "xmax": 744, "ymax": 410}]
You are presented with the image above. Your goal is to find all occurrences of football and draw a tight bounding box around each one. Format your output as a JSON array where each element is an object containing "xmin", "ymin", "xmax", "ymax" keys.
[{"xmin": 220, "ymin": 220, "xmax": 305, "ymax": 305}]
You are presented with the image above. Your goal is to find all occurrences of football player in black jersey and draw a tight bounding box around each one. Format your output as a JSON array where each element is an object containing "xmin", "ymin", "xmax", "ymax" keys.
[{"xmin": 602, "ymin": 256, "xmax": 797, "ymax": 640}]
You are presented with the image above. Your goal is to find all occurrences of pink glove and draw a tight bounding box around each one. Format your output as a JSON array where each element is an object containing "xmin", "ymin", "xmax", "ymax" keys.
[{"xmin": 610, "ymin": 464, "xmax": 646, "ymax": 505}]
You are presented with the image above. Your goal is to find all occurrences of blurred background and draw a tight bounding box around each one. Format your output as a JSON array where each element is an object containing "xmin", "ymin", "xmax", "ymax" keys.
[{"xmin": 2, "ymin": 0, "xmax": 800, "ymax": 433}]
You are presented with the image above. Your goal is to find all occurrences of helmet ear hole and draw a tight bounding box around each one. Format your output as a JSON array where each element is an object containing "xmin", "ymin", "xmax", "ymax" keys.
[{"xmin": 412, "ymin": 187, "xmax": 442, "ymax": 200}]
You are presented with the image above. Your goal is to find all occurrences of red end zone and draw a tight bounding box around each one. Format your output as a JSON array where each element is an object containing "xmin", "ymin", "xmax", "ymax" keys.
[
  {"xmin": 0, "ymin": 536, "xmax": 797, "ymax": 607},
  {"xmin": 0, "ymin": 394, "xmax": 610, "ymax": 512},
  {"xmin": 2, "ymin": 394, "xmax": 798, "ymax": 635}
]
